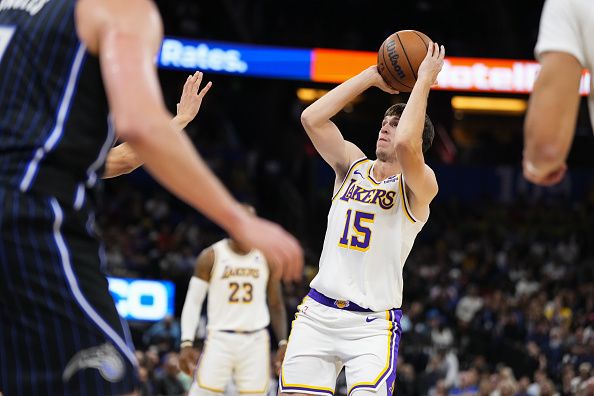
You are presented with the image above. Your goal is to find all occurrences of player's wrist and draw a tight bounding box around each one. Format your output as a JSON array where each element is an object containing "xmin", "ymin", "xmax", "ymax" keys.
[
  {"xmin": 180, "ymin": 340, "xmax": 194, "ymax": 348},
  {"xmin": 416, "ymin": 74, "xmax": 435, "ymax": 87}
]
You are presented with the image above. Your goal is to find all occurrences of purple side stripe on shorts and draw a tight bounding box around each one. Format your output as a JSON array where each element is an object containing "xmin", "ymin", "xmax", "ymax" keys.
[{"xmin": 348, "ymin": 309, "xmax": 403, "ymax": 395}]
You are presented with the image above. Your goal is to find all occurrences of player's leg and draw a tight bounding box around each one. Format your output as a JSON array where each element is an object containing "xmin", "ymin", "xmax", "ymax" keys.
[
  {"xmin": 279, "ymin": 298, "xmax": 342, "ymax": 396},
  {"xmin": 342, "ymin": 309, "xmax": 402, "ymax": 396},
  {"xmin": 234, "ymin": 329, "xmax": 270, "ymax": 396},
  {"xmin": 189, "ymin": 331, "xmax": 234, "ymax": 395},
  {"xmin": 188, "ymin": 382, "xmax": 223, "ymax": 396},
  {"xmin": 0, "ymin": 192, "xmax": 139, "ymax": 395}
]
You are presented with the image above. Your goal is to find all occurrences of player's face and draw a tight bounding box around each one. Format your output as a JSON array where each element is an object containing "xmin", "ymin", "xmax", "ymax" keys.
[{"xmin": 376, "ymin": 115, "xmax": 399, "ymax": 161}]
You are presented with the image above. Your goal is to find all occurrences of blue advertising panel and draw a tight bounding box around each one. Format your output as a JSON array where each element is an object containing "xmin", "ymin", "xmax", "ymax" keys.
[
  {"xmin": 157, "ymin": 37, "xmax": 312, "ymax": 80},
  {"xmin": 108, "ymin": 277, "xmax": 175, "ymax": 322}
]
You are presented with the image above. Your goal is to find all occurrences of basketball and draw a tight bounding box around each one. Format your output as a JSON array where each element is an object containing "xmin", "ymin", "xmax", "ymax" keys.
[{"xmin": 377, "ymin": 30, "xmax": 432, "ymax": 92}]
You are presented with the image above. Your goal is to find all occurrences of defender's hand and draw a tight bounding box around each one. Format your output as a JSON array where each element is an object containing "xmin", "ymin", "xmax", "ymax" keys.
[
  {"xmin": 175, "ymin": 71, "xmax": 212, "ymax": 127},
  {"xmin": 178, "ymin": 346, "xmax": 199, "ymax": 376},
  {"xmin": 229, "ymin": 214, "xmax": 303, "ymax": 284},
  {"xmin": 417, "ymin": 43, "xmax": 445, "ymax": 87}
]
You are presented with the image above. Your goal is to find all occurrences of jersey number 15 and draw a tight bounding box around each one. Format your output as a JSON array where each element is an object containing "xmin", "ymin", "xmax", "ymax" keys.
[{"xmin": 338, "ymin": 209, "xmax": 375, "ymax": 252}]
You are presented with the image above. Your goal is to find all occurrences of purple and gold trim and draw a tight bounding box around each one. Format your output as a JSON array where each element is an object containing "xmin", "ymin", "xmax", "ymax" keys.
[
  {"xmin": 331, "ymin": 157, "xmax": 369, "ymax": 201},
  {"xmin": 280, "ymin": 297, "xmax": 334, "ymax": 395},
  {"xmin": 367, "ymin": 162, "xmax": 381, "ymax": 186},
  {"xmin": 347, "ymin": 309, "xmax": 403, "ymax": 395},
  {"xmin": 399, "ymin": 175, "xmax": 418, "ymax": 223},
  {"xmin": 279, "ymin": 373, "xmax": 335, "ymax": 396},
  {"xmin": 307, "ymin": 289, "xmax": 373, "ymax": 313}
]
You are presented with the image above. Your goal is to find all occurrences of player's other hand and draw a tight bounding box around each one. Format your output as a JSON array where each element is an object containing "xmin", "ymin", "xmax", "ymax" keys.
[
  {"xmin": 229, "ymin": 214, "xmax": 303, "ymax": 284},
  {"xmin": 275, "ymin": 344, "xmax": 287, "ymax": 376},
  {"xmin": 175, "ymin": 71, "xmax": 212, "ymax": 127},
  {"xmin": 417, "ymin": 42, "xmax": 445, "ymax": 87},
  {"xmin": 365, "ymin": 65, "xmax": 400, "ymax": 95},
  {"xmin": 179, "ymin": 346, "xmax": 199, "ymax": 376}
]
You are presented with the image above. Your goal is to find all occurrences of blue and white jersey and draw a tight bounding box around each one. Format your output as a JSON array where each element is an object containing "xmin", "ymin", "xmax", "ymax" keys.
[
  {"xmin": 310, "ymin": 157, "xmax": 426, "ymax": 311},
  {"xmin": 0, "ymin": 0, "xmax": 112, "ymax": 208}
]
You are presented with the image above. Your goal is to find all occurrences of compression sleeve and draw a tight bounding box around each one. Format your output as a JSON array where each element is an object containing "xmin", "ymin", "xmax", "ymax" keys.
[{"xmin": 180, "ymin": 276, "xmax": 209, "ymax": 344}]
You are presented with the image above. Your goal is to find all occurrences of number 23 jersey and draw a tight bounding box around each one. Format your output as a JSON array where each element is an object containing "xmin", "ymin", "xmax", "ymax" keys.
[
  {"xmin": 310, "ymin": 158, "xmax": 426, "ymax": 311},
  {"xmin": 207, "ymin": 239, "xmax": 270, "ymax": 331}
]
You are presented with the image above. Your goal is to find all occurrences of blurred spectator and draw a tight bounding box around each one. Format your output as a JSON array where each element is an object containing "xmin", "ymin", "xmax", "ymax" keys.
[
  {"xmin": 456, "ymin": 284, "xmax": 483, "ymax": 325},
  {"xmin": 143, "ymin": 315, "xmax": 181, "ymax": 352},
  {"xmin": 153, "ymin": 353, "xmax": 185, "ymax": 396},
  {"xmin": 571, "ymin": 362, "xmax": 593, "ymax": 394},
  {"xmin": 448, "ymin": 368, "xmax": 479, "ymax": 395}
]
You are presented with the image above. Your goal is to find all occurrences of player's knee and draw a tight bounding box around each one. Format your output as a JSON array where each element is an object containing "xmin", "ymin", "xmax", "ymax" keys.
[{"xmin": 188, "ymin": 382, "xmax": 224, "ymax": 396}]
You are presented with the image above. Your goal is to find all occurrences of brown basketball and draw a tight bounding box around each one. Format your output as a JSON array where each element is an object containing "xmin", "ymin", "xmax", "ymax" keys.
[{"xmin": 377, "ymin": 30, "xmax": 431, "ymax": 92}]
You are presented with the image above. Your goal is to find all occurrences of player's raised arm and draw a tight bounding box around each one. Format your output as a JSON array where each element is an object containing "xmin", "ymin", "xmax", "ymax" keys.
[
  {"xmin": 179, "ymin": 247, "xmax": 214, "ymax": 375},
  {"xmin": 301, "ymin": 67, "xmax": 398, "ymax": 179},
  {"xmin": 393, "ymin": 44, "xmax": 442, "ymax": 209},
  {"xmin": 103, "ymin": 71, "xmax": 212, "ymax": 178},
  {"xmin": 76, "ymin": 0, "xmax": 302, "ymax": 280}
]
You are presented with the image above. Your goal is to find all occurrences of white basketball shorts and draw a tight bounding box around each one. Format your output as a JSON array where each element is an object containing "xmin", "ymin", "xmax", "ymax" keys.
[
  {"xmin": 189, "ymin": 329, "xmax": 270, "ymax": 395},
  {"xmin": 280, "ymin": 289, "xmax": 402, "ymax": 396}
]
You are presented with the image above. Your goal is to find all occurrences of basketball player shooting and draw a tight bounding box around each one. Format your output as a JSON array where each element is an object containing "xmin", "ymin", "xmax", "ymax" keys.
[
  {"xmin": 279, "ymin": 43, "xmax": 444, "ymax": 395},
  {"xmin": 178, "ymin": 205, "xmax": 288, "ymax": 396}
]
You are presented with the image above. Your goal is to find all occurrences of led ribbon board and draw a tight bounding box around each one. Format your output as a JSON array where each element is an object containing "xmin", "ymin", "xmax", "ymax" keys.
[
  {"xmin": 108, "ymin": 277, "xmax": 175, "ymax": 322},
  {"xmin": 158, "ymin": 36, "xmax": 591, "ymax": 96}
]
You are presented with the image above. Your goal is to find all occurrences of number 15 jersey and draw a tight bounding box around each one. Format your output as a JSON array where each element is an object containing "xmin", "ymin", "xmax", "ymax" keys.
[{"xmin": 310, "ymin": 158, "xmax": 426, "ymax": 311}]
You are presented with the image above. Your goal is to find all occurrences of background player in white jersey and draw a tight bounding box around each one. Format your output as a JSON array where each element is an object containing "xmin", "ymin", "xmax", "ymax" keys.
[
  {"xmin": 179, "ymin": 205, "xmax": 288, "ymax": 396},
  {"xmin": 523, "ymin": 0, "xmax": 594, "ymax": 186},
  {"xmin": 280, "ymin": 43, "xmax": 445, "ymax": 395}
]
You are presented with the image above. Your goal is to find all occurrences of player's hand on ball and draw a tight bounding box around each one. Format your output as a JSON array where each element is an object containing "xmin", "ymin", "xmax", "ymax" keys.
[
  {"xmin": 417, "ymin": 43, "xmax": 445, "ymax": 87},
  {"xmin": 230, "ymin": 214, "xmax": 303, "ymax": 283},
  {"xmin": 179, "ymin": 346, "xmax": 199, "ymax": 376},
  {"xmin": 365, "ymin": 66, "xmax": 399, "ymax": 94},
  {"xmin": 175, "ymin": 71, "xmax": 212, "ymax": 127}
]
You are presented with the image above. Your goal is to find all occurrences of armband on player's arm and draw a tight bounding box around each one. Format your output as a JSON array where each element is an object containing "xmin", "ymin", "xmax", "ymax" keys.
[{"xmin": 180, "ymin": 276, "xmax": 209, "ymax": 347}]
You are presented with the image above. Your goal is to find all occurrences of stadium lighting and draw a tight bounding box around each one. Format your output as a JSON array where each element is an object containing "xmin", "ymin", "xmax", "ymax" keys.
[{"xmin": 451, "ymin": 96, "xmax": 527, "ymax": 114}]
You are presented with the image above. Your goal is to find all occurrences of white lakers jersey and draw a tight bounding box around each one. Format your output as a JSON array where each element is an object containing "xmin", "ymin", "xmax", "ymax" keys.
[
  {"xmin": 206, "ymin": 239, "xmax": 270, "ymax": 331},
  {"xmin": 310, "ymin": 157, "xmax": 426, "ymax": 311}
]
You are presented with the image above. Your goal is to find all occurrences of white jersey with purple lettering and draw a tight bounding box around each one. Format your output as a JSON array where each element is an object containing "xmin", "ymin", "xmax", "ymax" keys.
[
  {"xmin": 310, "ymin": 157, "xmax": 426, "ymax": 311},
  {"xmin": 206, "ymin": 239, "xmax": 270, "ymax": 331},
  {"xmin": 191, "ymin": 239, "xmax": 271, "ymax": 395}
]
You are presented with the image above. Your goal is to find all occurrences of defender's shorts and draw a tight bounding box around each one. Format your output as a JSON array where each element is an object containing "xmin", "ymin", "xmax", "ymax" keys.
[
  {"xmin": 189, "ymin": 328, "xmax": 270, "ymax": 395},
  {"xmin": 0, "ymin": 190, "xmax": 138, "ymax": 396},
  {"xmin": 280, "ymin": 289, "xmax": 402, "ymax": 396}
]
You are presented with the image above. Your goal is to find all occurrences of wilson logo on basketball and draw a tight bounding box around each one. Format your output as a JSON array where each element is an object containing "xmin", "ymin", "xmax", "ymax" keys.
[{"xmin": 386, "ymin": 40, "xmax": 406, "ymax": 79}]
